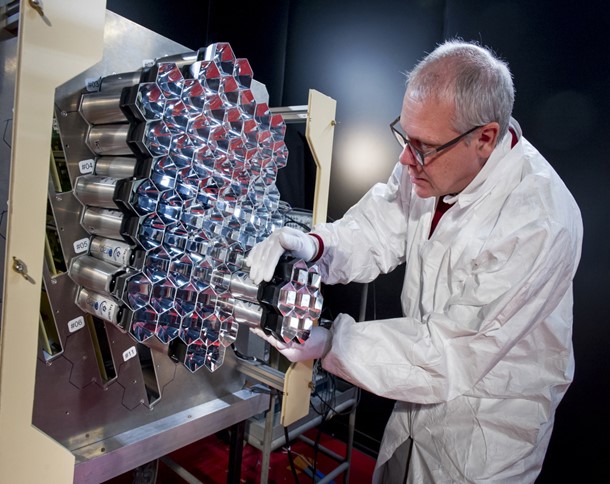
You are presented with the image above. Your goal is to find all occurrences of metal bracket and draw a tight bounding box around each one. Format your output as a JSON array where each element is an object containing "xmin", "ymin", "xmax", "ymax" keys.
[
  {"xmin": 269, "ymin": 105, "xmax": 308, "ymax": 124},
  {"xmin": 236, "ymin": 359, "xmax": 285, "ymax": 393}
]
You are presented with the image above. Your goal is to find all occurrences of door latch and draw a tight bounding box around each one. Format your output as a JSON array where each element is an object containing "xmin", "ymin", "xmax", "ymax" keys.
[{"xmin": 12, "ymin": 257, "xmax": 36, "ymax": 284}]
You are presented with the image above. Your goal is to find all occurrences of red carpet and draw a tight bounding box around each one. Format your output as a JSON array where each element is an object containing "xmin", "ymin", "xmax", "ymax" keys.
[{"xmin": 105, "ymin": 429, "xmax": 375, "ymax": 483}]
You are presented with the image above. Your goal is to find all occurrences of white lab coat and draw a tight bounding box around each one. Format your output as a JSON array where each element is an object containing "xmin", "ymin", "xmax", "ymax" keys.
[{"xmin": 313, "ymin": 122, "xmax": 583, "ymax": 483}]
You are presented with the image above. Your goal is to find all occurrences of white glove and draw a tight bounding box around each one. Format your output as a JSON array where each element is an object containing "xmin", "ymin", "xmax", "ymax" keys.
[
  {"xmin": 245, "ymin": 227, "xmax": 319, "ymax": 284},
  {"xmin": 250, "ymin": 326, "xmax": 331, "ymax": 362}
]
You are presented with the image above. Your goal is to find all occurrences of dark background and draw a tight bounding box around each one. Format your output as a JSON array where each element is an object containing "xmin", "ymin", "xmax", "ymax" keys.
[{"xmin": 107, "ymin": 1, "xmax": 610, "ymax": 481}]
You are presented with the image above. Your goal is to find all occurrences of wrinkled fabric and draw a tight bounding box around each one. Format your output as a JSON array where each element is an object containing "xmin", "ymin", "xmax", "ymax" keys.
[{"xmin": 314, "ymin": 122, "xmax": 583, "ymax": 483}]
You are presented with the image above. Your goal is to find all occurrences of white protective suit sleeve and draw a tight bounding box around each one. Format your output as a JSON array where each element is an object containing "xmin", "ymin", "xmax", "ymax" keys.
[
  {"xmin": 313, "ymin": 147, "xmax": 582, "ymax": 403},
  {"xmin": 312, "ymin": 163, "xmax": 412, "ymax": 285},
  {"xmin": 323, "ymin": 224, "xmax": 577, "ymax": 402}
]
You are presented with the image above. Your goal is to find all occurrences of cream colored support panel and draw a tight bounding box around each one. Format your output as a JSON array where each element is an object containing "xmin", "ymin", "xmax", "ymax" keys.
[
  {"xmin": 305, "ymin": 89, "xmax": 337, "ymax": 226},
  {"xmin": 281, "ymin": 89, "xmax": 336, "ymax": 427},
  {"xmin": 0, "ymin": 1, "xmax": 106, "ymax": 482}
]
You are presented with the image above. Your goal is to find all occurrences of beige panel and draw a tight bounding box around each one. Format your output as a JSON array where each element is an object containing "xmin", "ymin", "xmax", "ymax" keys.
[
  {"xmin": 0, "ymin": 1, "xmax": 106, "ymax": 482},
  {"xmin": 306, "ymin": 89, "xmax": 337, "ymax": 226}
]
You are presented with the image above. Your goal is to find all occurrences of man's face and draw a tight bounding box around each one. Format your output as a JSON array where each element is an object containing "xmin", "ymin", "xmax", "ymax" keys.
[{"xmin": 398, "ymin": 91, "xmax": 489, "ymax": 198}]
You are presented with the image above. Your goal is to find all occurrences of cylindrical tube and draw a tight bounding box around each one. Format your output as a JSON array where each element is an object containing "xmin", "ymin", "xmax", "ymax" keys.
[
  {"xmin": 86, "ymin": 124, "xmax": 132, "ymax": 156},
  {"xmin": 99, "ymin": 71, "xmax": 141, "ymax": 92},
  {"xmin": 232, "ymin": 299, "xmax": 262, "ymax": 328},
  {"xmin": 73, "ymin": 175, "xmax": 118, "ymax": 209},
  {"xmin": 94, "ymin": 156, "xmax": 137, "ymax": 178},
  {"xmin": 76, "ymin": 286, "xmax": 123, "ymax": 324},
  {"xmin": 69, "ymin": 255, "xmax": 124, "ymax": 295},
  {"xmin": 79, "ymin": 90, "xmax": 128, "ymax": 125},
  {"xmin": 154, "ymin": 51, "xmax": 197, "ymax": 69},
  {"xmin": 80, "ymin": 206, "xmax": 125, "ymax": 239},
  {"xmin": 229, "ymin": 273, "xmax": 259, "ymax": 303},
  {"xmin": 89, "ymin": 236, "xmax": 134, "ymax": 267},
  {"xmin": 218, "ymin": 297, "xmax": 261, "ymax": 328}
]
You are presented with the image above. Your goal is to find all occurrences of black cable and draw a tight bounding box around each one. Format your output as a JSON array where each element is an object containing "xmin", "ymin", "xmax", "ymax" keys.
[
  {"xmin": 284, "ymin": 425, "xmax": 300, "ymax": 484},
  {"xmin": 231, "ymin": 344, "xmax": 260, "ymax": 362},
  {"xmin": 311, "ymin": 377, "xmax": 354, "ymax": 418},
  {"xmin": 312, "ymin": 388, "xmax": 331, "ymax": 481},
  {"xmin": 312, "ymin": 422, "xmax": 323, "ymax": 482},
  {"xmin": 284, "ymin": 213, "xmax": 312, "ymax": 231},
  {"xmin": 310, "ymin": 366, "xmax": 343, "ymax": 481}
]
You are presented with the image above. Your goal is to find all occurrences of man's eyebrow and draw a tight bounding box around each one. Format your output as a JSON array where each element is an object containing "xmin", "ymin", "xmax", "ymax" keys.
[{"xmin": 404, "ymin": 131, "xmax": 439, "ymax": 147}]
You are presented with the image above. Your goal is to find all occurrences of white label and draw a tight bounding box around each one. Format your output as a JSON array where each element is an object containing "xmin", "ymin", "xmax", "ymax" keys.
[
  {"xmin": 142, "ymin": 58, "xmax": 155, "ymax": 68},
  {"xmin": 79, "ymin": 159, "xmax": 95, "ymax": 174},
  {"xmin": 123, "ymin": 346, "xmax": 137, "ymax": 362},
  {"xmin": 73, "ymin": 238, "xmax": 90, "ymax": 254},
  {"xmin": 85, "ymin": 77, "xmax": 102, "ymax": 92},
  {"xmin": 68, "ymin": 316, "xmax": 85, "ymax": 333},
  {"xmin": 94, "ymin": 296, "xmax": 119, "ymax": 323},
  {"xmin": 76, "ymin": 288, "xmax": 121, "ymax": 324},
  {"xmin": 93, "ymin": 240, "xmax": 131, "ymax": 266}
]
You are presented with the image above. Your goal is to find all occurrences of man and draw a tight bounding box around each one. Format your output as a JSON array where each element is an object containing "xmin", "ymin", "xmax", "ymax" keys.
[{"xmin": 246, "ymin": 40, "xmax": 583, "ymax": 483}]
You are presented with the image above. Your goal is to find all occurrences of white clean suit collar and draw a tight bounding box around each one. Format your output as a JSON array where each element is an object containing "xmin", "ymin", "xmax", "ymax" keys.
[{"xmin": 443, "ymin": 117, "xmax": 523, "ymax": 206}]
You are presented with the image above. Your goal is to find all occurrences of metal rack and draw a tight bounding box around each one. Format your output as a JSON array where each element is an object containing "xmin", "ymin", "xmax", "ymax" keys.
[{"xmin": 246, "ymin": 375, "xmax": 358, "ymax": 484}]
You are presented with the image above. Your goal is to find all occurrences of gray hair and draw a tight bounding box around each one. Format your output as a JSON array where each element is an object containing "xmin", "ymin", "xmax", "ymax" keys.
[{"xmin": 406, "ymin": 40, "xmax": 514, "ymax": 140}]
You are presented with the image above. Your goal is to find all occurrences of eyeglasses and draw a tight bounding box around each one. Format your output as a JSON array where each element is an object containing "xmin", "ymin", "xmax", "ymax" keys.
[{"xmin": 390, "ymin": 116, "xmax": 482, "ymax": 166}]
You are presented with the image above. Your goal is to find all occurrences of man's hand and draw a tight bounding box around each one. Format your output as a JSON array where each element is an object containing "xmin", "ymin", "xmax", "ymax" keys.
[
  {"xmin": 245, "ymin": 227, "xmax": 318, "ymax": 284},
  {"xmin": 250, "ymin": 325, "xmax": 331, "ymax": 362}
]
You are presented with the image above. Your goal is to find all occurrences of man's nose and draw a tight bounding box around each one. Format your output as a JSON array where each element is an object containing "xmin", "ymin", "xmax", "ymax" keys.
[{"xmin": 399, "ymin": 144, "xmax": 418, "ymax": 167}]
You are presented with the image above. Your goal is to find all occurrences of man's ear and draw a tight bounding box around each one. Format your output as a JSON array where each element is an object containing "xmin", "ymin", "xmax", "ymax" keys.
[{"xmin": 476, "ymin": 122, "xmax": 500, "ymax": 158}]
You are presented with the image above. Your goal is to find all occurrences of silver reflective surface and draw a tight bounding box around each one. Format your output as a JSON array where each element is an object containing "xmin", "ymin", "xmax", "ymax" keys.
[
  {"xmin": 276, "ymin": 259, "xmax": 323, "ymax": 343},
  {"xmin": 69, "ymin": 42, "xmax": 322, "ymax": 372}
]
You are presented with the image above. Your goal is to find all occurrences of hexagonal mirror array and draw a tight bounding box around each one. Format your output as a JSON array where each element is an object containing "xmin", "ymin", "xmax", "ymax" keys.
[
  {"xmin": 69, "ymin": 43, "xmax": 322, "ymax": 372},
  {"xmin": 258, "ymin": 259, "xmax": 323, "ymax": 344}
]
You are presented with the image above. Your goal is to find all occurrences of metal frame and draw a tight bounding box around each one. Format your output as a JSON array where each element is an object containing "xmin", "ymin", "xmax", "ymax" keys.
[
  {"xmin": 1, "ymin": 7, "xmax": 270, "ymax": 483},
  {"xmin": 74, "ymin": 388, "xmax": 267, "ymax": 483},
  {"xmin": 246, "ymin": 379, "xmax": 358, "ymax": 484}
]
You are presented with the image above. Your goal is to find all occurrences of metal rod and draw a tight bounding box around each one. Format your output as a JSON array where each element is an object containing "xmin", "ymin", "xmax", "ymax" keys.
[
  {"xmin": 227, "ymin": 420, "xmax": 245, "ymax": 484},
  {"xmin": 160, "ymin": 456, "xmax": 203, "ymax": 484},
  {"xmin": 270, "ymin": 105, "xmax": 308, "ymax": 124},
  {"xmin": 298, "ymin": 435, "xmax": 344, "ymax": 462},
  {"xmin": 260, "ymin": 393, "xmax": 276, "ymax": 484},
  {"xmin": 317, "ymin": 461, "xmax": 350, "ymax": 484},
  {"xmin": 345, "ymin": 401, "xmax": 357, "ymax": 483},
  {"xmin": 235, "ymin": 360, "xmax": 285, "ymax": 392}
]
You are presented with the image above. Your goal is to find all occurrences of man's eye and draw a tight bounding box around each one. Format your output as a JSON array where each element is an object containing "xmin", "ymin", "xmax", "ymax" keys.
[{"xmin": 410, "ymin": 139, "xmax": 428, "ymax": 152}]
